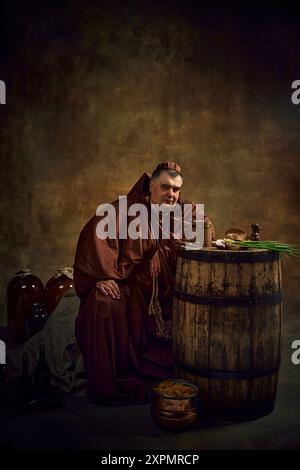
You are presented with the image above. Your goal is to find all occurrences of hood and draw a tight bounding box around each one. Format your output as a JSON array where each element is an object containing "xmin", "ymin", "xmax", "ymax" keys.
[{"xmin": 127, "ymin": 172, "xmax": 151, "ymax": 202}]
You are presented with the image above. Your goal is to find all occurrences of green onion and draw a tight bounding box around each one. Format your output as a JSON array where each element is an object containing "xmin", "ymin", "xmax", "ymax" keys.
[{"xmin": 224, "ymin": 239, "xmax": 299, "ymax": 257}]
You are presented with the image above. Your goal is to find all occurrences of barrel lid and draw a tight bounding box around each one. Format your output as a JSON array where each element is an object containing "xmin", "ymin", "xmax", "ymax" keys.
[{"xmin": 179, "ymin": 246, "xmax": 279, "ymax": 263}]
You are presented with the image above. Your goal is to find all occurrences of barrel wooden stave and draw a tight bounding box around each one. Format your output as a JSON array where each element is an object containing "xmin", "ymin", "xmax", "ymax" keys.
[
  {"xmin": 174, "ymin": 257, "xmax": 281, "ymax": 298},
  {"xmin": 173, "ymin": 248, "xmax": 282, "ymax": 420}
]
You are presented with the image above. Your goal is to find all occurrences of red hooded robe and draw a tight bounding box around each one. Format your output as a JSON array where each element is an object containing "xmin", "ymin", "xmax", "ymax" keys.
[{"xmin": 74, "ymin": 172, "xmax": 214, "ymax": 405}]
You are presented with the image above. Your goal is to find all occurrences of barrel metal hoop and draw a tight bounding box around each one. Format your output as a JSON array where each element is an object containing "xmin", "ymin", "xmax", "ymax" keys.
[
  {"xmin": 173, "ymin": 289, "xmax": 282, "ymax": 306},
  {"xmin": 175, "ymin": 360, "xmax": 281, "ymax": 380},
  {"xmin": 179, "ymin": 249, "xmax": 279, "ymax": 263}
]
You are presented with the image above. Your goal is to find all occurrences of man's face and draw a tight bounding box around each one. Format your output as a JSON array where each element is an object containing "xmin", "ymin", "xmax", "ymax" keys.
[{"xmin": 149, "ymin": 171, "xmax": 183, "ymax": 205}]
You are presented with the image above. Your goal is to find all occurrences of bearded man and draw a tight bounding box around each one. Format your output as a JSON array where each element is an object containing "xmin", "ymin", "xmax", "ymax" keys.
[{"xmin": 74, "ymin": 162, "xmax": 215, "ymax": 405}]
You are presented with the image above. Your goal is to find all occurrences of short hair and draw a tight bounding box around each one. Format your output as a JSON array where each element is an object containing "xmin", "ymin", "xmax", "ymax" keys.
[{"xmin": 151, "ymin": 168, "xmax": 182, "ymax": 181}]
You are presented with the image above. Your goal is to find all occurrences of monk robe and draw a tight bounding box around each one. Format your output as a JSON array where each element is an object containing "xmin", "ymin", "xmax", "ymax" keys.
[{"xmin": 74, "ymin": 172, "xmax": 215, "ymax": 405}]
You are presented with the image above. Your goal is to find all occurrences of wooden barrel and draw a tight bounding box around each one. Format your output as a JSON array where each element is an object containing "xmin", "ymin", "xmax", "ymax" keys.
[{"xmin": 173, "ymin": 247, "xmax": 282, "ymax": 421}]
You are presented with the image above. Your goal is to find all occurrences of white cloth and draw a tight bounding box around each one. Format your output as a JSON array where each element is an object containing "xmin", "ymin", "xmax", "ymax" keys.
[{"xmin": 10, "ymin": 290, "xmax": 86, "ymax": 394}]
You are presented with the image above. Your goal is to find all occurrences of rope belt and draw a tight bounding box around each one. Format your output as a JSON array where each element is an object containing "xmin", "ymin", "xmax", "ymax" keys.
[{"xmin": 148, "ymin": 275, "xmax": 171, "ymax": 340}]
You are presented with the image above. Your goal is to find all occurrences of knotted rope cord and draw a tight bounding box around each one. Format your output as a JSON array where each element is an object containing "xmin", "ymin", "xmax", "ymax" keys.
[
  {"xmin": 147, "ymin": 204, "xmax": 171, "ymax": 340},
  {"xmin": 148, "ymin": 275, "xmax": 171, "ymax": 340}
]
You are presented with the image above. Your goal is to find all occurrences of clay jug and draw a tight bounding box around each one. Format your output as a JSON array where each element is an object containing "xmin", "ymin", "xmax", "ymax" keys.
[
  {"xmin": 7, "ymin": 270, "xmax": 45, "ymax": 340},
  {"xmin": 45, "ymin": 267, "xmax": 74, "ymax": 315}
]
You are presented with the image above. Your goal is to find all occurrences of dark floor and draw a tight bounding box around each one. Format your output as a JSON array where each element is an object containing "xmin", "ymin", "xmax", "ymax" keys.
[{"xmin": 1, "ymin": 324, "xmax": 300, "ymax": 450}]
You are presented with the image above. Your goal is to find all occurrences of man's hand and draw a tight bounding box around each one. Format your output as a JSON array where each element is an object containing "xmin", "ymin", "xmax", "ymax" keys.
[
  {"xmin": 150, "ymin": 251, "xmax": 161, "ymax": 277},
  {"xmin": 97, "ymin": 280, "xmax": 120, "ymax": 299}
]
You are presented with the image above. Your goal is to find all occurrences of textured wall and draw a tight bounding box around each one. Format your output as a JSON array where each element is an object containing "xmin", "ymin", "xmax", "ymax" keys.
[{"xmin": 1, "ymin": 1, "xmax": 299, "ymax": 326}]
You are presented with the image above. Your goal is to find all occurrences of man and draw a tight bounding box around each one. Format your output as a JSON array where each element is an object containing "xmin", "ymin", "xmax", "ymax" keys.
[{"xmin": 74, "ymin": 162, "xmax": 215, "ymax": 405}]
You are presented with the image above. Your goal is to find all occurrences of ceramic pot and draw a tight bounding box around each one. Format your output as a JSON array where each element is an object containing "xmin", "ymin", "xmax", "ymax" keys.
[{"xmin": 150, "ymin": 379, "xmax": 199, "ymax": 431}]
